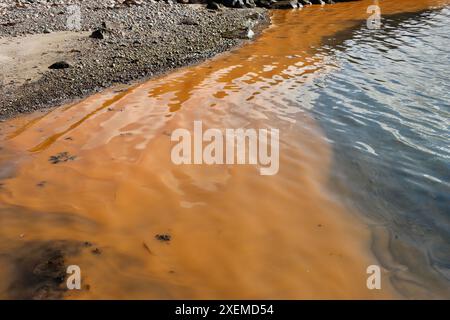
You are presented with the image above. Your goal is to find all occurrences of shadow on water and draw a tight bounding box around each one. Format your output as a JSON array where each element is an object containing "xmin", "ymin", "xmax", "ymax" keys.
[{"xmin": 309, "ymin": 8, "xmax": 450, "ymax": 298}]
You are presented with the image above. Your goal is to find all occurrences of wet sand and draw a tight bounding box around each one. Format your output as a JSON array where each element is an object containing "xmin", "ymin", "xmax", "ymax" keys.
[{"xmin": 1, "ymin": 0, "xmax": 447, "ymax": 299}]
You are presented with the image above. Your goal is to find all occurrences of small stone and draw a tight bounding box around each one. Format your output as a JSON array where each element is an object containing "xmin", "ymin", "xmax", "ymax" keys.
[
  {"xmin": 84, "ymin": 241, "xmax": 93, "ymax": 247},
  {"xmin": 155, "ymin": 234, "xmax": 171, "ymax": 242},
  {"xmin": 36, "ymin": 181, "xmax": 47, "ymax": 187}
]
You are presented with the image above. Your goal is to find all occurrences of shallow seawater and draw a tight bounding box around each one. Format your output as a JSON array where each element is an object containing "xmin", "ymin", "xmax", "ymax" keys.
[
  {"xmin": 0, "ymin": 0, "xmax": 448, "ymax": 299},
  {"xmin": 307, "ymin": 5, "xmax": 450, "ymax": 298}
]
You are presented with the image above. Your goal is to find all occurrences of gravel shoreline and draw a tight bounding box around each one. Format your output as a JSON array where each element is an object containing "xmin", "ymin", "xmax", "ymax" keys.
[{"xmin": 0, "ymin": 1, "xmax": 269, "ymax": 120}]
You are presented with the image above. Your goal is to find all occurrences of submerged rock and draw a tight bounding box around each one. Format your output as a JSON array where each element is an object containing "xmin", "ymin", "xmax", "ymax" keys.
[
  {"xmin": 155, "ymin": 234, "xmax": 172, "ymax": 242},
  {"xmin": 7, "ymin": 240, "xmax": 84, "ymax": 299},
  {"xmin": 48, "ymin": 152, "xmax": 76, "ymax": 164},
  {"xmin": 32, "ymin": 251, "xmax": 66, "ymax": 282},
  {"xmin": 91, "ymin": 248, "xmax": 102, "ymax": 255}
]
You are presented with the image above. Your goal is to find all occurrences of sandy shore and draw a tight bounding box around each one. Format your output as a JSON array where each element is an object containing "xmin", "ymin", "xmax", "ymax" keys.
[{"xmin": 0, "ymin": 0, "xmax": 269, "ymax": 120}]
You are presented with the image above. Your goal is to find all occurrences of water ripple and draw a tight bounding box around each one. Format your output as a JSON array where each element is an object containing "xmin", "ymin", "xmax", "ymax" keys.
[{"xmin": 310, "ymin": 7, "xmax": 450, "ymax": 297}]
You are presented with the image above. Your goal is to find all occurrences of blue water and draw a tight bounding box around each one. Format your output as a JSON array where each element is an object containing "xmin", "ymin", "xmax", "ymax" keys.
[{"xmin": 308, "ymin": 7, "xmax": 450, "ymax": 298}]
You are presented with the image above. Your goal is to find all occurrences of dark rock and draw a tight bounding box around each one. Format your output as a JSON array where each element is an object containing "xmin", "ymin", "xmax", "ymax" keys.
[
  {"xmin": 255, "ymin": 0, "xmax": 276, "ymax": 8},
  {"xmin": 207, "ymin": 1, "xmax": 222, "ymax": 9},
  {"xmin": 48, "ymin": 152, "xmax": 76, "ymax": 164},
  {"xmin": 1, "ymin": 21, "xmax": 18, "ymax": 27},
  {"xmin": 32, "ymin": 251, "xmax": 65, "ymax": 281},
  {"xmin": 222, "ymin": 0, "xmax": 245, "ymax": 8},
  {"xmin": 221, "ymin": 0, "xmax": 256, "ymax": 7},
  {"xmin": 244, "ymin": 0, "xmax": 257, "ymax": 7},
  {"xmin": 270, "ymin": 0, "xmax": 299, "ymax": 9},
  {"xmin": 7, "ymin": 240, "xmax": 84, "ymax": 300},
  {"xmin": 48, "ymin": 61, "xmax": 71, "ymax": 70},
  {"xmin": 90, "ymin": 29, "xmax": 106, "ymax": 40},
  {"xmin": 91, "ymin": 248, "xmax": 102, "ymax": 255},
  {"xmin": 84, "ymin": 241, "xmax": 93, "ymax": 247},
  {"xmin": 155, "ymin": 234, "xmax": 171, "ymax": 242}
]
